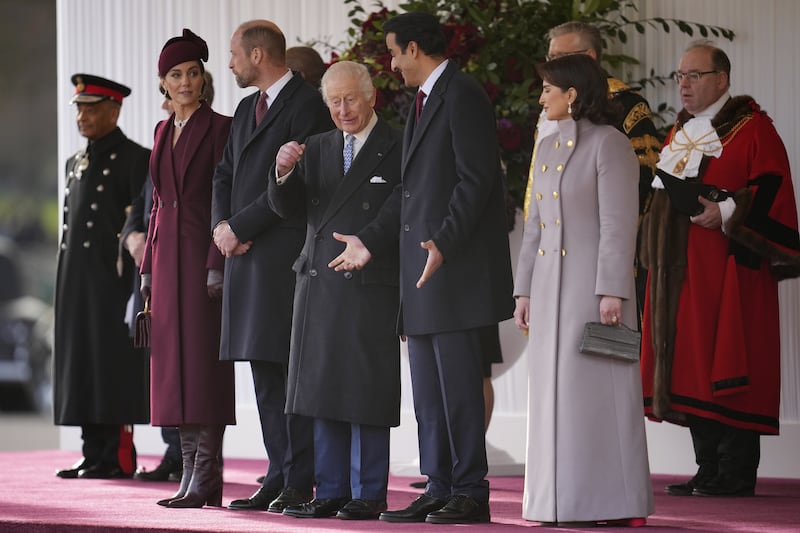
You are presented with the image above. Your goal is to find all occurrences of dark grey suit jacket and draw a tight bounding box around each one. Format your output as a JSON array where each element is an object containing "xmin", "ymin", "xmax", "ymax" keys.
[{"xmin": 211, "ymin": 72, "xmax": 333, "ymax": 362}]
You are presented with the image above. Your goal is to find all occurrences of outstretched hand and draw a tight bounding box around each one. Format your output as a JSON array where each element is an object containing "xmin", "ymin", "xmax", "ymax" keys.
[
  {"xmin": 328, "ymin": 232, "xmax": 372, "ymax": 271},
  {"xmin": 416, "ymin": 240, "xmax": 443, "ymax": 288}
]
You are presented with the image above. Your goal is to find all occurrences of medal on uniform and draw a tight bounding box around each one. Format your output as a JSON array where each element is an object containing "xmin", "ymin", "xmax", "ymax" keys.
[
  {"xmin": 75, "ymin": 152, "xmax": 89, "ymax": 179},
  {"xmin": 673, "ymin": 156, "xmax": 688, "ymax": 174}
]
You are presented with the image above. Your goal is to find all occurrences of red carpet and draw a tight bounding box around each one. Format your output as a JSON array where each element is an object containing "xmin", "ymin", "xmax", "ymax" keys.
[{"xmin": 0, "ymin": 450, "xmax": 798, "ymax": 531}]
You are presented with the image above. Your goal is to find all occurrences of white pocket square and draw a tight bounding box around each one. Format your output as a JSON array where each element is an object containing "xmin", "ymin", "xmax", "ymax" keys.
[{"xmin": 369, "ymin": 176, "xmax": 387, "ymax": 184}]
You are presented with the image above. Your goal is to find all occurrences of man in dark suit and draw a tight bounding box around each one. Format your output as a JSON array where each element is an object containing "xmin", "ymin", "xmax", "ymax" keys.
[
  {"xmin": 54, "ymin": 74, "xmax": 150, "ymax": 480},
  {"xmin": 268, "ymin": 60, "xmax": 402, "ymax": 521},
  {"xmin": 211, "ymin": 19, "xmax": 333, "ymax": 513},
  {"xmin": 330, "ymin": 12, "xmax": 515, "ymax": 524}
]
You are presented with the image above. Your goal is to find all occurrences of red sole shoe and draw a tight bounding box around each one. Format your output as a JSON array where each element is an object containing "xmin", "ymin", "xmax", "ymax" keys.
[{"xmin": 604, "ymin": 517, "xmax": 647, "ymax": 527}]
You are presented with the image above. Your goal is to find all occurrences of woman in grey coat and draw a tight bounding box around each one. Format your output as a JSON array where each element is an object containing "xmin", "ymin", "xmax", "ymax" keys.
[{"xmin": 513, "ymin": 55, "xmax": 653, "ymax": 526}]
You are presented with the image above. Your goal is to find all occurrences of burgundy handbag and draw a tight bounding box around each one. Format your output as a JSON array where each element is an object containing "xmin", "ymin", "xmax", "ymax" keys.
[{"xmin": 133, "ymin": 296, "xmax": 150, "ymax": 349}]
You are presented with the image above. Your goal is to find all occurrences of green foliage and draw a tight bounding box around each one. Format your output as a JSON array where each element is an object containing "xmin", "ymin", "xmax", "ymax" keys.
[{"xmin": 336, "ymin": 0, "xmax": 734, "ymax": 208}]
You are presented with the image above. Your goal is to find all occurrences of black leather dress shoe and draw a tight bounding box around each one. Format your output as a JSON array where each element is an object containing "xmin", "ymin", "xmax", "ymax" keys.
[
  {"xmin": 56, "ymin": 458, "xmax": 93, "ymax": 479},
  {"xmin": 134, "ymin": 458, "xmax": 181, "ymax": 482},
  {"xmin": 665, "ymin": 471, "xmax": 715, "ymax": 496},
  {"xmin": 228, "ymin": 486, "xmax": 281, "ymax": 511},
  {"xmin": 283, "ymin": 497, "xmax": 349, "ymax": 518},
  {"xmin": 692, "ymin": 475, "xmax": 755, "ymax": 497},
  {"xmin": 77, "ymin": 464, "xmax": 131, "ymax": 479},
  {"xmin": 379, "ymin": 493, "xmax": 447, "ymax": 523},
  {"xmin": 267, "ymin": 487, "xmax": 313, "ymax": 513},
  {"xmin": 336, "ymin": 498, "xmax": 387, "ymax": 520},
  {"xmin": 664, "ymin": 480, "xmax": 697, "ymax": 496},
  {"xmin": 425, "ymin": 494, "xmax": 490, "ymax": 524}
]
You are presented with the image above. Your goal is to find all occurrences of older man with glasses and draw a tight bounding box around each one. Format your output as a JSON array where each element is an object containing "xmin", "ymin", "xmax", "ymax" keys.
[{"xmin": 640, "ymin": 40, "xmax": 800, "ymax": 498}]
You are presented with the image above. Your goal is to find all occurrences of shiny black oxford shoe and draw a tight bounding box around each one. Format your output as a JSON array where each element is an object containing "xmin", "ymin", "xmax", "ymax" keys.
[
  {"xmin": 336, "ymin": 498, "xmax": 387, "ymax": 520},
  {"xmin": 282, "ymin": 497, "xmax": 349, "ymax": 518},
  {"xmin": 55, "ymin": 457, "xmax": 94, "ymax": 479},
  {"xmin": 77, "ymin": 464, "xmax": 131, "ymax": 479},
  {"xmin": 425, "ymin": 494, "xmax": 490, "ymax": 524},
  {"xmin": 228, "ymin": 486, "xmax": 281, "ymax": 511},
  {"xmin": 379, "ymin": 493, "xmax": 447, "ymax": 523}
]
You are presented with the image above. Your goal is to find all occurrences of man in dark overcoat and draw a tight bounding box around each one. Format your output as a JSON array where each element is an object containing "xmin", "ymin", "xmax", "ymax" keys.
[
  {"xmin": 331, "ymin": 13, "xmax": 515, "ymax": 524},
  {"xmin": 211, "ymin": 19, "xmax": 333, "ymax": 512},
  {"xmin": 54, "ymin": 74, "xmax": 150, "ymax": 479},
  {"xmin": 268, "ymin": 61, "xmax": 401, "ymax": 521}
]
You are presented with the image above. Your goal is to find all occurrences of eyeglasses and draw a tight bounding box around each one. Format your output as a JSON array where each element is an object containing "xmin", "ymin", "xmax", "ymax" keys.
[
  {"xmin": 546, "ymin": 49, "xmax": 589, "ymax": 61},
  {"xmin": 673, "ymin": 70, "xmax": 719, "ymax": 83}
]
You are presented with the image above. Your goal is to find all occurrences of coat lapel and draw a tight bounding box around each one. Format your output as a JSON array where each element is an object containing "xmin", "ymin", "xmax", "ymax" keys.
[
  {"xmin": 242, "ymin": 73, "xmax": 302, "ymax": 152},
  {"xmin": 402, "ymin": 61, "xmax": 454, "ymax": 172},
  {"xmin": 176, "ymin": 104, "xmax": 213, "ymax": 192},
  {"xmin": 319, "ymin": 120, "xmax": 395, "ymax": 229}
]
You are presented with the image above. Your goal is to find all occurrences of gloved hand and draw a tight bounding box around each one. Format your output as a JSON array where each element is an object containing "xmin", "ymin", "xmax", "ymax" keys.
[
  {"xmin": 207, "ymin": 269, "xmax": 223, "ymax": 299},
  {"xmin": 140, "ymin": 273, "xmax": 152, "ymax": 301}
]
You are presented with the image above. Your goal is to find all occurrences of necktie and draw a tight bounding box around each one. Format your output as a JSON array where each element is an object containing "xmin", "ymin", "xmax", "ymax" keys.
[
  {"xmin": 255, "ymin": 91, "xmax": 268, "ymax": 125},
  {"xmin": 415, "ymin": 90, "xmax": 426, "ymax": 120},
  {"xmin": 343, "ymin": 134, "xmax": 355, "ymax": 174}
]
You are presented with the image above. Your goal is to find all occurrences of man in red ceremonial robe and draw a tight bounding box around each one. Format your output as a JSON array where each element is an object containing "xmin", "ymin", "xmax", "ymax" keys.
[{"xmin": 640, "ymin": 41, "xmax": 800, "ymax": 497}]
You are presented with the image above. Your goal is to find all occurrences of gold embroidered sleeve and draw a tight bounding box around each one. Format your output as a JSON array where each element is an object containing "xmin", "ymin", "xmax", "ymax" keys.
[{"xmin": 623, "ymin": 102, "xmax": 654, "ymax": 135}]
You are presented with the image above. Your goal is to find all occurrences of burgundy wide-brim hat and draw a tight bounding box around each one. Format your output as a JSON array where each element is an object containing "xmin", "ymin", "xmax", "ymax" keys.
[{"xmin": 158, "ymin": 28, "xmax": 209, "ymax": 77}]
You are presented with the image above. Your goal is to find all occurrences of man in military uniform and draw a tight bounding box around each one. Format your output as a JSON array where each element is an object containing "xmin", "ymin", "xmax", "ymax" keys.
[
  {"xmin": 524, "ymin": 21, "xmax": 662, "ymax": 316},
  {"xmin": 54, "ymin": 74, "xmax": 150, "ymax": 479}
]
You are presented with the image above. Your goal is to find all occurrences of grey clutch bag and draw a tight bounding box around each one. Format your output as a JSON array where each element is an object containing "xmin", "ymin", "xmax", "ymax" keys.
[{"xmin": 579, "ymin": 322, "xmax": 641, "ymax": 363}]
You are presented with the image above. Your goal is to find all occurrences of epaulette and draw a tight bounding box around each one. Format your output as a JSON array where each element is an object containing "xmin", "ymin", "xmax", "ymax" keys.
[{"xmin": 608, "ymin": 77, "xmax": 634, "ymax": 96}]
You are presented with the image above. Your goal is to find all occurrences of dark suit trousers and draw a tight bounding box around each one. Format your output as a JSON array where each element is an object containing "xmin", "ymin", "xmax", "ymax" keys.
[
  {"xmin": 161, "ymin": 427, "xmax": 181, "ymax": 463},
  {"xmin": 689, "ymin": 415, "xmax": 760, "ymax": 488},
  {"xmin": 81, "ymin": 424, "xmax": 136, "ymax": 474},
  {"xmin": 407, "ymin": 329, "xmax": 489, "ymax": 503},
  {"xmin": 250, "ymin": 360, "xmax": 313, "ymax": 492},
  {"xmin": 313, "ymin": 417, "xmax": 390, "ymax": 500}
]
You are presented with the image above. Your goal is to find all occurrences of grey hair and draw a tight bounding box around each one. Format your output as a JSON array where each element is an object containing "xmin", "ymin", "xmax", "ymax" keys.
[
  {"xmin": 547, "ymin": 21, "xmax": 603, "ymax": 62},
  {"xmin": 320, "ymin": 61, "xmax": 374, "ymax": 104}
]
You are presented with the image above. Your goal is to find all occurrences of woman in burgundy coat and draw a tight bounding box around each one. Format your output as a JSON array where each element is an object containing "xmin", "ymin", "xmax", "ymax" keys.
[{"xmin": 140, "ymin": 29, "xmax": 234, "ymax": 508}]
